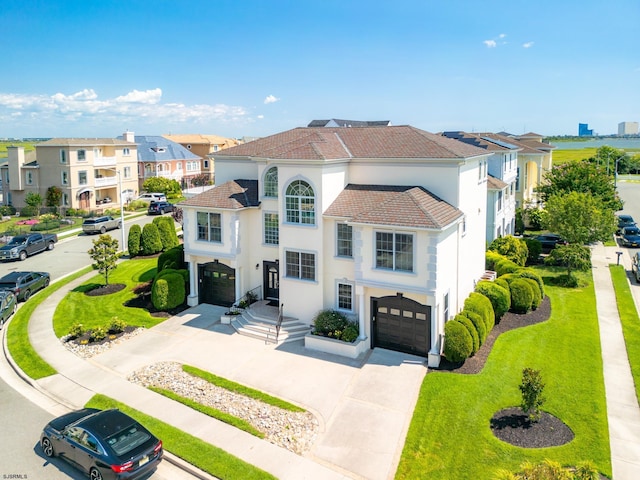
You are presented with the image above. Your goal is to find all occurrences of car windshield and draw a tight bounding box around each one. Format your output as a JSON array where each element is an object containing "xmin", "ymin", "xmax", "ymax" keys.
[
  {"xmin": 626, "ymin": 228, "xmax": 640, "ymax": 235},
  {"xmin": 83, "ymin": 220, "xmax": 97, "ymax": 225},
  {"xmin": 105, "ymin": 424, "xmax": 151, "ymax": 456},
  {"xmin": 8, "ymin": 236, "xmax": 27, "ymax": 245}
]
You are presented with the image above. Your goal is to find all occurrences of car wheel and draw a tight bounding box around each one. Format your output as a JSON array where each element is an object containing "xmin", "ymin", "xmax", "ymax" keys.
[
  {"xmin": 23, "ymin": 290, "xmax": 31, "ymax": 301},
  {"xmin": 44, "ymin": 278, "xmax": 50, "ymax": 288},
  {"xmin": 117, "ymin": 222, "xmax": 122, "ymax": 229},
  {"xmin": 41, "ymin": 437, "xmax": 55, "ymax": 457},
  {"xmin": 47, "ymin": 241, "xmax": 55, "ymax": 251},
  {"xmin": 19, "ymin": 251, "xmax": 27, "ymax": 261},
  {"xmin": 160, "ymin": 209, "xmax": 165, "ymax": 214},
  {"xmin": 100, "ymin": 226, "xmax": 106, "ymax": 234},
  {"xmin": 12, "ymin": 303, "xmax": 16, "ymax": 315},
  {"xmin": 90, "ymin": 467, "xmax": 104, "ymax": 480}
]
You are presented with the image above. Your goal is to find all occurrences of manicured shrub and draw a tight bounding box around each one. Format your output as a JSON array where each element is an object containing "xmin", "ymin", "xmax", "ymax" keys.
[
  {"xmin": 68, "ymin": 323, "xmax": 84, "ymax": 339},
  {"xmin": 485, "ymin": 250, "xmax": 504, "ymax": 271},
  {"xmin": 340, "ymin": 323, "xmax": 359, "ymax": 343},
  {"xmin": 151, "ymin": 278, "xmax": 169, "ymax": 310},
  {"xmin": 454, "ymin": 314, "xmax": 479, "ymax": 355},
  {"xmin": 544, "ymin": 244, "xmax": 592, "ymax": 271},
  {"xmin": 141, "ymin": 223, "xmax": 163, "ymax": 255},
  {"xmin": 487, "ymin": 235, "xmax": 528, "ymax": 267},
  {"xmin": 127, "ymin": 224, "xmax": 142, "ymax": 257},
  {"xmin": 20, "ymin": 205, "xmax": 38, "ymax": 217},
  {"xmin": 153, "ymin": 216, "xmax": 179, "ymax": 250},
  {"xmin": 31, "ymin": 220, "xmax": 60, "ymax": 231},
  {"xmin": 90, "ymin": 326, "xmax": 108, "ymax": 342},
  {"xmin": 125, "ymin": 199, "xmax": 148, "ymax": 211},
  {"xmin": 462, "ymin": 310, "xmax": 486, "ymax": 346},
  {"xmin": 444, "ymin": 320, "xmax": 473, "ymax": 363},
  {"xmin": 108, "ymin": 316, "xmax": 127, "ymax": 334},
  {"xmin": 152, "ymin": 272, "xmax": 185, "ymax": 310},
  {"xmin": 312, "ymin": 309, "xmax": 350, "ymax": 338},
  {"xmin": 523, "ymin": 278, "xmax": 542, "ymax": 310},
  {"xmin": 0, "ymin": 205, "xmax": 16, "ymax": 216},
  {"xmin": 510, "ymin": 278, "xmax": 534, "ymax": 314},
  {"xmin": 475, "ymin": 280, "xmax": 510, "ymax": 321},
  {"xmin": 158, "ymin": 245, "xmax": 185, "ymax": 271},
  {"xmin": 516, "ymin": 269, "xmax": 545, "ymax": 298},
  {"xmin": 523, "ymin": 238, "xmax": 542, "ymax": 265},
  {"xmin": 495, "ymin": 277, "xmax": 510, "ymax": 293},
  {"xmin": 464, "ymin": 292, "xmax": 495, "ymax": 333},
  {"xmin": 156, "ymin": 268, "xmax": 188, "ymax": 283}
]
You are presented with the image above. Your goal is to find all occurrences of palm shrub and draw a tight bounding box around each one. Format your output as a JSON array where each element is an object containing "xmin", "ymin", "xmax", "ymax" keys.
[
  {"xmin": 141, "ymin": 223, "xmax": 163, "ymax": 255},
  {"xmin": 523, "ymin": 278, "xmax": 542, "ymax": 310},
  {"xmin": 509, "ymin": 278, "xmax": 534, "ymax": 314},
  {"xmin": 474, "ymin": 280, "xmax": 510, "ymax": 321},
  {"xmin": 462, "ymin": 310, "xmax": 486, "ymax": 346},
  {"xmin": 128, "ymin": 224, "xmax": 142, "ymax": 257},
  {"xmin": 464, "ymin": 292, "xmax": 495, "ymax": 332},
  {"xmin": 443, "ymin": 320, "xmax": 473, "ymax": 363},
  {"xmin": 487, "ymin": 235, "xmax": 528, "ymax": 267},
  {"xmin": 453, "ymin": 314, "xmax": 479, "ymax": 355}
]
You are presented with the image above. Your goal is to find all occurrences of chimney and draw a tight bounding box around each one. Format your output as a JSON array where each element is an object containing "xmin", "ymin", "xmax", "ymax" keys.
[
  {"xmin": 123, "ymin": 131, "xmax": 135, "ymax": 143},
  {"xmin": 7, "ymin": 146, "xmax": 25, "ymax": 191}
]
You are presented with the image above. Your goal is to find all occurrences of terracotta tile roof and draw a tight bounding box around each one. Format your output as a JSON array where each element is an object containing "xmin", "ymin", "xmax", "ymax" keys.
[
  {"xmin": 487, "ymin": 175, "xmax": 508, "ymax": 190},
  {"xmin": 36, "ymin": 138, "xmax": 135, "ymax": 146},
  {"xmin": 325, "ymin": 184, "xmax": 463, "ymax": 229},
  {"xmin": 163, "ymin": 134, "xmax": 241, "ymax": 148},
  {"xmin": 179, "ymin": 180, "xmax": 259, "ymax": 209},
  {"xmin": 212, "ymin": 126, "xmax": 488, "ymax": 161}
]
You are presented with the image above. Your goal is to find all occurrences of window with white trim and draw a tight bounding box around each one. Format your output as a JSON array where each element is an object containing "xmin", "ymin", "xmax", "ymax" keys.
[
  {"xmin": 497, "ymin": 190, "xmax": 503, "ymax": 211},
  {"xmin": 264, "ymin": 166, "xmax": 278, "ymax": 198},
  {"xmin": 62, "ymin": 193, "xmax": 69, "ymax": 206},
  {"xmin": 60, "ymin": 149, "xmax": 67, "ymax": 164},
  {"xmin": 197, "ymin": 212, "xmax": 221, "ymax": 242},
  {"xmin": 124, "ymin": 166, "xmax": 131, "ymax": 179},
  {"xmin": 61, "ymin": 171, "xmax": 69, "ymax": 185},
  {"xmin": 375, "ymin": 231, "xmax": 414, "ymax": 272},
  {"xmin": 25, "ymin": 171, "xmax": 33, "ymax": 185},
  {"xmin": 123, "ymin": 147, "xmax": 131, "ymax": 156},
  {"xmin": 263, "ymin": 212, "xmax": 279, "ymax": 245},
  {"xmin": 337, "ymin": 223, "xmax": 353, "ymax": 258},
  {"xmin": 285, "ymin": 250, "xmax": 315, "ymax": 280},
  {"xmin": 77, "ymin": 150, "xmax": 86, "ymax": 161},
  {"xmin": 337, "ymin": 282, "xmax": 353, "ymax": 311},
  {"xmin": 78, "ymin": 171, "xmax": 87, "ymax": 185},
  {"xmin": 285, "ymin": 180, "xmax": 314, "ymax": 224}
]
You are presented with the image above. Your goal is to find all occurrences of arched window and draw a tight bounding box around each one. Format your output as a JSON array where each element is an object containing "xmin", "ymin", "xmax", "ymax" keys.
[
  {"xmin": 285, "ymin": 180, "xmax": 315, "ymax": 225},
  {"xmin": 264, "ymin": 167, "xmax": 278, "ymax": 198}
]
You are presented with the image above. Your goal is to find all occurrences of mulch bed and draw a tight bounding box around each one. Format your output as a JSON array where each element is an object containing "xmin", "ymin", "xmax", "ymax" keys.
[
  {"xmin": 68, "ymin": 325, "xmax": 139, "ymax": 346},
  {"xmin": 490, "ymin": 407, "xmax": 574, "ymax": 448},
  {"xmin": 84, "ymin": 283, "xmax": 127, "ymax": 296},
  {"xmin": 436, "ymin": 295, "xmax": 551, "ymax": 374}
]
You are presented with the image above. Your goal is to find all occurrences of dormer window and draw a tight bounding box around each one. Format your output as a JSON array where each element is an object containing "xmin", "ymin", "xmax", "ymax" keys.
[{"xmin": 151, "ymin": 147, "xmax": 166, "ymax": 153}]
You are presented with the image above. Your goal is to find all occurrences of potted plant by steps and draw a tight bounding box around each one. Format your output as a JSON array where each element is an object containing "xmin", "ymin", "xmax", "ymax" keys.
[{"xmin": 221, "ymin": 307, "xmax": 242, "ymax": 324}]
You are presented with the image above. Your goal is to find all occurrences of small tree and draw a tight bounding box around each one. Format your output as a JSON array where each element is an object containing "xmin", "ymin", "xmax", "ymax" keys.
[
  {"xmin": 88, "ymin": 234, "xmax": 121, "ymax": 286},
  {"xmin": 46, "ymin": 186, "xmax": 63, "ymax": 209},
  {"xmin": 25, "ymin": 192, "xmax": 44, "ymax": 215},
  {"xmin": 519, "ymin": 367, "xmax": 545, "ymax": 422},
  {"xmin": 544, "ymin": 244, "xmax": 592, "ymax": 284}
]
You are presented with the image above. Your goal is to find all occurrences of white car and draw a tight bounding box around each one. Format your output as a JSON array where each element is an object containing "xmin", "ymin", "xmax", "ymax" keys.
[{"xmin": 136, "ymin": 192, "xmax": 167, "ymax": 203}]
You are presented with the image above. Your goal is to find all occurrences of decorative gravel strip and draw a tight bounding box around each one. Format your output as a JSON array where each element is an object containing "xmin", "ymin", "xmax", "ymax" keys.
[
  {"xmin": 61, "ymin": 328, "xmax": 146, "ymax": 358},
  {"xmin": 128, "ymin": 361, "xmax": 319, "ymax": 454}
]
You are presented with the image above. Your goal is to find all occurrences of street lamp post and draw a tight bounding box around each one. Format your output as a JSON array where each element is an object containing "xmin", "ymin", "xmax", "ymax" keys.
[{"xmin": 117, "ymin": 170, "xmax": 126, "ymax": 253}]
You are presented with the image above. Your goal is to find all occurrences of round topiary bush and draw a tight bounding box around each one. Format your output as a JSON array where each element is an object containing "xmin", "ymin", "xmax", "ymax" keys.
[
  {"xmin": 488, "ymin": 235, "xmax": 528, "ymax": 267},
  {"xmin": 462, "ymin": 310, "xmax": 486, "ymax": 346},
  {"xmin": 153, "ymin": 216, "xmax": 179, "ymax": 251},
  {"xmin": 510, "ymin": 278, "xmax": 534, "ymax": 314},
  {"xmin": 495, "ymin": 277, "xmax": 510, "ymax": 293},
  {"xmin": 444, "ymin": 320, "xmax": 473, "ymax": 363},
  {"xmin": 464, "ymin": 292, "xmax": 495, "ymax": 333},
  {"xmin": 128, "ymin": 224, "xmax": 142, "ymax": 257},
  {"xmin": 523, "ymin": 278, "xmax": 542, "ymax": 310},
  {"xmin": 158, "ymin": 245, "xmax": 185, "ymax": 272},
  {"xmin": 454, "ymin": 313, "xmax": 479, "ymax": 355},
  {"xmin": 151, "ymin": 278, "xmax": 170, "ymax": 310},
  {"xmin": 475, "ymin": 280, "xmax": 511, "ymax": 321},
  {"xmin": 516, "ymin": 269, "xmax": 545, "ymax": 298},
  {"xmin": 141, "ymin": 223, "xmax": 163, "ymax": 255},
  {"xmin": 312, "ymin": 309, "xmax": 350, "ymax": 338}
]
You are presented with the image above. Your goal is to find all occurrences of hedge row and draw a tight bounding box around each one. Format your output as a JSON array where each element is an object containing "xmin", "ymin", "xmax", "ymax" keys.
[{"xmin": 444, "ymin": 292, "xmax": 496, "ymax": 363}]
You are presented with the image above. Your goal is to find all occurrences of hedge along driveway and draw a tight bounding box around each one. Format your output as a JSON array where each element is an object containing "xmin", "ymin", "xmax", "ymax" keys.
[
  {"xmin": 396, "ymin": 268, "xmax": 611, "ymax": 479},
  {"xmin": 52, "ymin": 257, "xmax": 162, "ymax": 337}
]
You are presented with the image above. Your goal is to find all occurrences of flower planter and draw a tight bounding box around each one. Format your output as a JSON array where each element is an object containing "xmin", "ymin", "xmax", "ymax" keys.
[
  {"xmin": 304, "ymin": 333, "xmax": 369, "ymax": 359},
  {"xmin": 220, "ymin": 314, "xmax": 240, "ymax": 324}
]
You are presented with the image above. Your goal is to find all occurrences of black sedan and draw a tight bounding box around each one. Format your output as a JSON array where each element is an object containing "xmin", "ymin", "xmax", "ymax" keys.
[
  {"xmin": 621, "ymin": 226, "xmax": 640, "ymax": 247},
  {"xmin": 41, "ymin": 408, "xmax": 163, "ymax": 480},
  {"xmin": 0, "ymin": 290, "xmax": 17, "ymax": 327},
  {"xmin": 0, "ymin": 271, "xmax": 50, "ymax": 301},
  {"xmin": 532, "ymin": 234, "xmax": 567, "ymax": 254},
  {"xmin": 617, "ymin": 214, "xmax": 636, "ymax": 234},
  {"xmin": 147, "ymin": 201, "xmax": 174, "ymax": 215}
]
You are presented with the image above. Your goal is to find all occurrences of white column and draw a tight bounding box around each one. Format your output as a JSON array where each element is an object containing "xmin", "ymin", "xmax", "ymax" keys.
[
  {"xmin": 187, "ymin": 259, "xmax": 199, "ymax": 306},
  {"xmin": 357, "ymin": 285, "xmax": 366, "ymax": 340}
]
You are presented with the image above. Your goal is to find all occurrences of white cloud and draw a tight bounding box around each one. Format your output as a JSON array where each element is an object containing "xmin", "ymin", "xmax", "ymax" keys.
[
  {"xmin": 0, "ymin": 88, "xmax": 249, "ymax": 129},
  {"xmin": 257, "ymin": 115, "xmax": 264, "ymax": 119},
  {"xmin": 483, "ymin": 40, "xmax": 497, "ymax": 48},
  {"xmin": 264, "ymin": 95, "xmax": 279, "ymax": 104},
  {"xmin": 484, "ymin": 34, "xmax": 508, "ymax": 48},
  {"xmin": 522, "ymin": 41, "xmax": 534, "ymax": 48},
  {"xmin": 498, "ymin": 33, "xmax": 506, "ymax": 39}
]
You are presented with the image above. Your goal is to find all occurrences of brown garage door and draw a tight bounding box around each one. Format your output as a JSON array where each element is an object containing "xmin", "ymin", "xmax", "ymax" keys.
[
  {"xmin": 199, "ymin": 262, "xmax": 236, "ymax": 307},
  {"xmin": 372, "ymin": 294, "xmax": 431, "ymax": 357}
]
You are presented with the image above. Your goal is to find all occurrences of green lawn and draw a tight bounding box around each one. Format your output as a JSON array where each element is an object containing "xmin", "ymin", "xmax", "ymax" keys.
[
  {"xmin": 609, "ymin": 265, "xmax": 640, "ymax": 403},
  {"xmin": 86, "ymin": 394, "xmax": 276, "ymax": 480},
  {"xmin": 552, "ymin": 148, "xmax": 597, "ymax": 165},
  {"xmin": 52, "ymin": 257, "xmax": 161, "ymax": 338},
  {"xmin": 396, "ymin": 267, "xmax": 611, "ymax": 479}
]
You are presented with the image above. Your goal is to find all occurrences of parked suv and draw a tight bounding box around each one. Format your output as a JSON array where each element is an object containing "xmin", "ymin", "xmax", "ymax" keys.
[
  {"xmin": 136, "ymin": 192, "xmax": 167, "ymax": 203},
  {"xmin": 617, "ymin": 214, "xmax": 636, "ymax": 235},
  {"xmin": 82, "ymin": 216, "xmax": 121, "ymax": 234},
  {"xmin": 147, "ymin": 201, "xmax": 174, "ymax": 215}
]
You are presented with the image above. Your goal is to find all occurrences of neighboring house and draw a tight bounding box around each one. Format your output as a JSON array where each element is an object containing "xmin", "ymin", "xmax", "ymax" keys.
[
  {"xmin": 441, "ymin": 131, "xmax": 519, "ymax": 242},
  {"xmin": 163, "ymin": 134, "xmax": 242, "ymax": 186},
  {"xmin": 308, "ymin": 119, "xmax": 392, "ymax": 127},
  {"xmin": 121, "ymin": 132, "xmax": 201, "ymax": 191},
  {"xmin": 179, "ymin": 125, "xmax": 491, "ymax": 367},
  {"xmin": 1, "ymin": 138, "xmax": 138, "ymax": 211}
]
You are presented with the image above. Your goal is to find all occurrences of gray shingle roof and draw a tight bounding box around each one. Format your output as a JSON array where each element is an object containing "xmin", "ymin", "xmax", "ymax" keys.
[
  {"xmin": 487, "ymin": 175, "xmax": 508, "ymax": 190},
  {"xmin": 212, "ymin": 126, "xmax": 488, "ymax": 161},
  {"xmin": 37, "ymin": 138, "xmax": 135, "ymax": 147},
  {"xmin": 179, "ymin": 180, "xmax": 259, "ymax": 209},
  {"xmin": 307, "ymin": 119, "xmax": 392, "ymax": 127},
  {"xmin": 325, "ymin": 184, "xmax": 463, "ymax": 229},
  {"xmin": 123, "ymin": 135, "xmax": 201, "ymax": 162}
]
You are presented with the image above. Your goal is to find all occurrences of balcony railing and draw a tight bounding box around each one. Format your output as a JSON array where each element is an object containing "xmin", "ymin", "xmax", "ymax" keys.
[
  {"xmin": 95, "ymin": 176, "xmax": 117, "ymax": 187},
  {"xmin": 94, "ymin": 156, "xmax": 117, "ymax": 166}
]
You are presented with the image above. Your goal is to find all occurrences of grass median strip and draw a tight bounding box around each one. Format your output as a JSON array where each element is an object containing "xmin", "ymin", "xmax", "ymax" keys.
[
  {"xmin": 86, "ymin": 394, "xmax": 276, "ymax": 480},
  {"xmin": 609, "ymin": 264, "xmax": 640, "ymax": 403},
  {"xmin": 6, "ymin": 267, "xmax": 92, "ymax": 379},
  {"xmin": 148, "ymin": 386, "xmax": 264, "ymax": 438},
  {"xmin": 183, "ymin": 364, "xmax": 305, "ymax": 412}
]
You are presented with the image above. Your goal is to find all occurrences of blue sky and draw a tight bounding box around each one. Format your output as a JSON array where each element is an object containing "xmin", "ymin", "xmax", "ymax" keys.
[{"xmin": 1, "ymin": 0, "xmax": 638, "ymax": 139}]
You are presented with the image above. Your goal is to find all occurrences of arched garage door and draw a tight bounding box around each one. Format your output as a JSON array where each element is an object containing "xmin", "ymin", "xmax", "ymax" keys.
[
  {"xmin": 372, "ymin": 294, "xmax": 431, "ymax": 357},
  {"xmin": 199, "ymin": 262, "xmax": 235, "ymax": 307}
]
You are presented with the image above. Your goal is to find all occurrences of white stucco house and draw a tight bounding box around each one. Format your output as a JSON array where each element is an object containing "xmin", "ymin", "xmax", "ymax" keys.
[{"xmin": 179, "ymin": 125, "xmax": 491, "ymax": 367}]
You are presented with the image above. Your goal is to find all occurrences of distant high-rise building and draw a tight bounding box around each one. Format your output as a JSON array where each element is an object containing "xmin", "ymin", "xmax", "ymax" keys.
[
  {"xmin": 578, "ymin": 123, "xmax": 593, "ymax": 137},
  {"xmin": 618, "ymin": 122, "xmax": 639, "ymax": 136}
]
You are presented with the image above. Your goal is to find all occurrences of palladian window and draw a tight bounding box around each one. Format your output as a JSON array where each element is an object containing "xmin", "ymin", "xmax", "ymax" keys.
[
  {"xmin": 285, "ymin": 180, "xmax": 315, "ymax": 225},
  {"xmin": 264, "ymin": 166, "xmax": 278, "ymax": 198}
]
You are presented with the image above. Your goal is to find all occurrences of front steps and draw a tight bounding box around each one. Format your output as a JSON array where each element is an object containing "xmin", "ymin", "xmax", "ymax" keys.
[{"xmin": 231, "ymin": 302, "xmax": 311, "ymax": 344}]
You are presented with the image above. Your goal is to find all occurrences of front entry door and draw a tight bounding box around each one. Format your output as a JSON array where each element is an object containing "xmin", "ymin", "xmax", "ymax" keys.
[{"xmin": 263, "ymin": 261, "xmax": 279, "ymax": 301}]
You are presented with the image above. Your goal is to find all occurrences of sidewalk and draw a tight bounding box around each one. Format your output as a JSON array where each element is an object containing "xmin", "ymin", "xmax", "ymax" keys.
[
  {"xmin": 591, "ymin": 243, "xmax": 640, "ymax": 478},
  {"xmin": 13, "ymin": 272, "xmax": 426, "ymax": 480}
]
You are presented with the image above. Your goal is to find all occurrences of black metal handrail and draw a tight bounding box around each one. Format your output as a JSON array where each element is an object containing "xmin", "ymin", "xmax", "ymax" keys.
[{"xmin": 275, "ymin": 303, "xmax": 284, "ymax": 342}]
